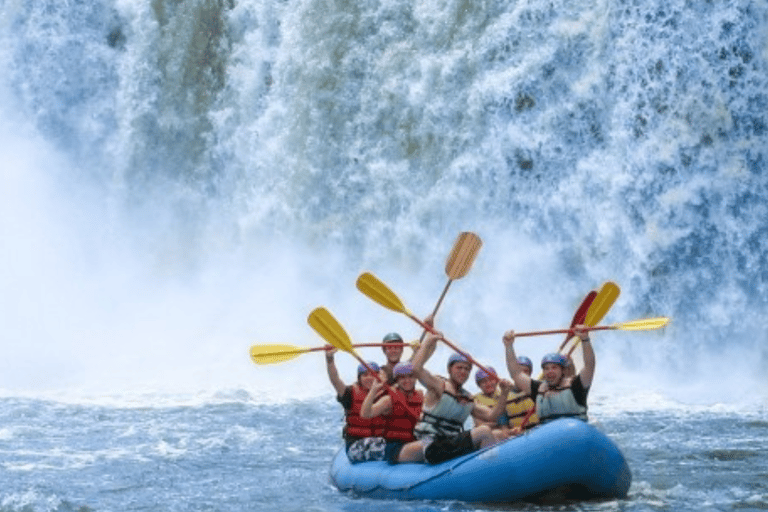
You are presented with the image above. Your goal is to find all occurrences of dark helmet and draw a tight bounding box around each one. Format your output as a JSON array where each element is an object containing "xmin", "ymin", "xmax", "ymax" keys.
[{"xmin": 382, "ymin": 332, "xmax": 403, "ymax": 343}]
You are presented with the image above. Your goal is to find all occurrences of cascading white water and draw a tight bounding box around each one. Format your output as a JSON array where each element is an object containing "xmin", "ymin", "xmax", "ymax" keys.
[{"xmin": 0, "ymin": 0, "xmax": 766, "ymax": 403}]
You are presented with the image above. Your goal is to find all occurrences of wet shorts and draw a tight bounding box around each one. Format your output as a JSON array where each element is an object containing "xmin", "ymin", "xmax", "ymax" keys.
[
  {"xmin": 346, "ymin": 437, "xmax": 407, "ymax": 464},
  {"xmin": 384, "ymin": 440, "xmax": 406, "ymax": 464},
  {"xmin": 345, "ymin": 437, "xmax": 386, "ymax": 463},
  {"xmin": 422, "ymin": 431, "xmax": 475, "ymax": 464}
]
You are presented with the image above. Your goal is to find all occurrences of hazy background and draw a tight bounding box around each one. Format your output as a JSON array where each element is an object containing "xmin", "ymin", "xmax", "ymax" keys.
[{"xmin": 1, "ymin": 0, "xmax": 766, "ymax": 406}]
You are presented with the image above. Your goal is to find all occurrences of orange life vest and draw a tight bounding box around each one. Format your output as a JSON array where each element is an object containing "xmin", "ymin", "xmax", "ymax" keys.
[
  {"xmin": 344, "ymin": 384, "xmax": 386, "ymax": 439},
  {"xmin": 383, "ymin": 388, "xmax": 423, "ymax": 442}
]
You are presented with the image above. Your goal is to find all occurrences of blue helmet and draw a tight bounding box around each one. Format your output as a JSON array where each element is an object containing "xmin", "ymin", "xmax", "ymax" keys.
[
  {"xmin": 447, "ymin": 352, "xmax": 472, "ymax": 369},
  {"xmin": 357, "ymin": 361, "xmax": 381, "ymax": 375},
  {"xmin": 475, "ymin": 366, "xmax": 497, "ymax": 384},
  {"xmin": 517, "ymin": 356, "xmax": 533, "ymax": 370},
  {"xmin": 541, "ymin": 353, "xmax": 568, "ymax": 368},
  {"xmin": 393, "ymin": 362, "xmax": 415, "ymax": 379}
]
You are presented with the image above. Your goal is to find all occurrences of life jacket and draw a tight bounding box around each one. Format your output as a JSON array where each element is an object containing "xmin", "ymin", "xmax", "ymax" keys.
[
  {"xmin": 414, "ymin": 381, "xmax": 474, "ymax": 438},
  {"xmin": 383, "ymin": 388, "xmax": 423, "ymax": 442},
  {"xmin": 506, "ymin": 389, "xmax": 538, "ymax": 429},
  {"xmin": 344, "ymin": 384, "xmax": 386, "ymax": 439},
  {"xmin": 473, "ymin": 390, "xmax": 507, "ymax": 429},
  {"xmin": 473, "ymin": 390, "xmax": 501, "ymax": 409},
  {"xmin": 535, "ymin": 378, "xmax": 588, "ymax": 423}
]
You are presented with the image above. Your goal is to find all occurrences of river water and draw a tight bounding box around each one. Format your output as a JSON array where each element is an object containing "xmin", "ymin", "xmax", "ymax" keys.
[{"xmin": 1, "ymin": 392, "xmax": 766, "ymax": 511}]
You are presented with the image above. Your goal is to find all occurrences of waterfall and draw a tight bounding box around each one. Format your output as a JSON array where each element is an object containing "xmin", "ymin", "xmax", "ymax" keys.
[{"xmin": 1, "ymin": 0, "xmax": 766, "ymax": 401}]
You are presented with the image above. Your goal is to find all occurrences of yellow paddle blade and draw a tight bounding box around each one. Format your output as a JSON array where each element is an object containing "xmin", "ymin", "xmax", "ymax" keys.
[
  {"xmin": 307, "ymin": 307, "xmax": 356, "ymax": 354},
  {"xmin": 250, "ymin": 344, "xmax": 309, "ymax": 365},
  {"xmin": 445, "ymin": 232, "xmax": 482, "ymax": 279},
  {"xmin": 585, "ymin": 281, "xmax": 620, "ymax": 326},
  {"xmin": 614, "ymin": 316, "xmax": 671, "ymax": 331},
  {"xmin": 356, "ymin": 272, "xmax": 411, "ymax": 315}
]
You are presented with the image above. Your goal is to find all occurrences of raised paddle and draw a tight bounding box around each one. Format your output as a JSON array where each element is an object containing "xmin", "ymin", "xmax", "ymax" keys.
[
  {"xmin": 356, "ymin": 272, "xmax": 497, "ymax": 379},
  {"xmin": 557, "ymin": 290, "xmax": 597, "ymax": 352},
  {"xmin": 538, "ymin": 282, "xmax": 618, "ymax": 380},
  {"xmin": 418, "ymin": 232, "xmax": 482, "ymax": 342},
  {"xmin": 307, "ymin": 307, "xmax": 420, "ymax": 420},
  {"xmin": 555, "ymin": 281, "xmax": 620, "ymax": 358},
  {"xmin": 250, "ymin": 341, "xmax": 417, "ymax": 366},
  {"xmin": 513, "ymin": 316, "xmax": 670, "ymax": 338},
  {"xmin": 584, "ymin": 281, "xmax": 621, "ymax": 327}
]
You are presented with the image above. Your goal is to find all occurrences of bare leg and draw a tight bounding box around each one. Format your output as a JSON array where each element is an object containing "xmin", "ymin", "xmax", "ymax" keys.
[
  {"xmin": 396, "ymin": 440, "xmax": 426, "ymax": 463},
  {"xmin": 492, "ymin": 426, "xmax": 510, "ymax": 442},
  {"xmin": 470, "ymin": 425, "xmax": 498, "ymax": 449}
]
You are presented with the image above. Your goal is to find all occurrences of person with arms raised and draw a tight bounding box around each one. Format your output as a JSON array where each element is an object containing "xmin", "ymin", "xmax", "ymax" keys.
[
  {"xmin": 396, "ymin": 330, "xmax": 513, "ymax": 464},
  {"xmin": 379, "ymin": 332, "xmax": 406, "ymax": 384},
  {"xmin": 503, "ymin": 325, "xmax": 594, "ymax": 424},
  {"xmin": 504, "ymin": 356, "xmax": 539, "ymax": 432},
  {"xmin": 360, "ymin": 361, "xmax": 424, "ymax": 463},
  {"xmin": 325, "ymin": 347, "xmax": 387, "ymax": 462}
]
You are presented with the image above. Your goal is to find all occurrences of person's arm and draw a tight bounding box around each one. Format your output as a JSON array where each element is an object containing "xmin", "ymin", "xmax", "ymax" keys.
[
  {"xmin": 473, "ymin": 379, "xmax": 512, "ymax": 422},
  {"xmin": 569, "ymin": 374, "xmax": 589, "ymax": 405},
  {"xmin": 408, "ymin": 313, "xmax": 435, "ymax": 362},
  {"xmin": 574, "ymin": 325, "xmax": 595, "ymax": 388},
  {"xmin": 360, "ymin": 379, "xmax": 392, "ymax": 418},
  {"xmin": 503, "ymin": 331, "xmax": 532, "ymax": 395},
  {"xmin": 411, "ymin": 330, "xmax": 444, "ymax": 398},
  {"xmin": 325, "ymin": 347, "xmax": 347, "ymax": 397}
]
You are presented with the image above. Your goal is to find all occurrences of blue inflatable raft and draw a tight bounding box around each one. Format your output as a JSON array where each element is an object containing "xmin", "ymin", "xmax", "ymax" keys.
[{"xmin": 330, "ymin": 418, "xmax": 631, "ymax": 503}]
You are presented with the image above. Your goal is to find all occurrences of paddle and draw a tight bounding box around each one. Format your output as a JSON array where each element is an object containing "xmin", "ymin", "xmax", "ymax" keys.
[
  {"xmin": 250, "ymin": 341, "xmax": 417, "ymax": 366},
  {"xmin": 513, "ymin": 407, "xmax": 537, "ymax": 436},
  {"xmin": 356, "ymin": 271, "xmax": 496, "ymax": 379},
  {"xmin": 585, "ymin": 281, "xmax": 621, "ymax": 327},
  {"xmin": 418, "ymin": 232, "xmax": 482, "ymax": 342},
  {"xmin": 557, "ymin": 282, "xmax": 620, "ymax": 362},
  {"xmin": 557, "ymin": 290, "xmax": 597, "ymax": 352},
  {"xmin": 513, "ymin": 316, "xmax": 669, "ymax": 338},
  {"xmin": 307, "ymin": 307, "xmax": 420, "ymax": 420}
]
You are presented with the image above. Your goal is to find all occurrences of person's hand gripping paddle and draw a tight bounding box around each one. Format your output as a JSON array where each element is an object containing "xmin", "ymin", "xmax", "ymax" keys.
[{"xmin": 307, "ymin": 307, "xmax": 420, "ymax": 420}]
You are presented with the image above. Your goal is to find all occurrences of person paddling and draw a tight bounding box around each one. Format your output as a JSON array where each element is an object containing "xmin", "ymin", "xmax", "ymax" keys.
[
  {"xmin": 325, "ymin": 347, "xmax": 387, "ymax": 462},
  {"xmin": 360, "ymin": 362, "xmax": 424, "ymax": 463},
  {"xmin": 396, "ymin": 330, "xmax": 513, "ymax": 464},
  {"xmin": 503, "ymin": 325, "xmax": 595, "ymax": 425}
]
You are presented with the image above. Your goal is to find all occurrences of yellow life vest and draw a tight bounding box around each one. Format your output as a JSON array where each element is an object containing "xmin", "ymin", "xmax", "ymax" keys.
[
  {"xmin": 473, "ymin": 390, "xmax": 501, "ymax": 408},
  {"xmin": 506, "ymin": 390, "xmax": 538, "ymax": 429},
  {"xmin": 473, "ymin": 390, "xmax": 505, "ymax": 428}
]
